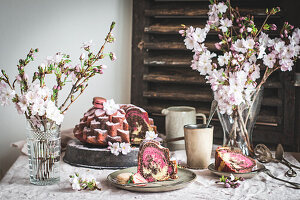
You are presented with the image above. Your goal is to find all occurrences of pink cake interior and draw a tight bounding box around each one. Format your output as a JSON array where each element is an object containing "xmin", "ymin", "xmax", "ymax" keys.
[
  {"xmin": 142, "ymin": 147, "xmax": 167, "ymax": 168},
  {"xmin": 218, "ymin": 149, "xmax": 254, "ymax": 173},
  {"xmin": 140, "ymin": 146, "xmax": 167, "ymax": 182},
  {"xmin": 126, "ymin": 109, "xmax": 150, "ymax": 124}
]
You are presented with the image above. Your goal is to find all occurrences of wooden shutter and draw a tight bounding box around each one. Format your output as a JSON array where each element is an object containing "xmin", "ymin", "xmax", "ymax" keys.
[{"xmin": 131, "ymin": 0, "xmax": 298, "ymax": 151}]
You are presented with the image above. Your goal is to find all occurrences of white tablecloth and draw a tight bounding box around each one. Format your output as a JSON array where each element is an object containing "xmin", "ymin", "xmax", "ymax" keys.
[{"xmin": 1, "ymin": 149, "xmax": 300, "ymax": 200}]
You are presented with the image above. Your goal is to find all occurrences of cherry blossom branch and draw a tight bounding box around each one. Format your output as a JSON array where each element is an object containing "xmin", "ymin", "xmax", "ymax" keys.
[{"xmin": 244, "ymin": 66, "xmax": 279, "ymax": 125}]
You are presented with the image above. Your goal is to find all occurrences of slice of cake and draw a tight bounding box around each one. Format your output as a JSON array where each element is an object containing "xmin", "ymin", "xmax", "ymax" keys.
[
  {"xmin": 137, "ymin": 140, "xmax": 178, "ymax": 182},
  {"xmin": 125, "ymin": 107, "xmax": 153, "ymax": 145},
  {"xmin": 215, "ymin": 146, "xmax": 256, "ymax": 173}
]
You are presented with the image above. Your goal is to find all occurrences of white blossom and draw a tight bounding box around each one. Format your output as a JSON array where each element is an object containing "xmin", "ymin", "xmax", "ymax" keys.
[
  {"xmin": 219, "ymin": 18, "xmax": 232, "ymax": 32},
  {"xmin": 108, "ymin": 142, "xmax": 120, "ymax": 156},
  {"xmin": 243, "ymin": 38, "xmax": 255, "ymax": 49},
  {"xmin": 145, "ymin": 131, "xmax": 158, "ymax": 140},
  {"xmin": 233, "ymin": 39, "xmax": 247, "ymax": 53},
  {"xmin": 120, "ymin": 142, "xmax": 131, "ymax": 155},
  {"xmin": 103, "ymin": 99, "xmax": 119, "ymax": 115},
  {"xmin": 217, "ymin": 2, "xmax": 228, "ymax": 14},
  {"xmin": 263, "ymin": 53, "xmax": 276, "ymax": 68},
  {"xmin": 0, "ymin": 81, "xmax": 15, "ymax": 106}
]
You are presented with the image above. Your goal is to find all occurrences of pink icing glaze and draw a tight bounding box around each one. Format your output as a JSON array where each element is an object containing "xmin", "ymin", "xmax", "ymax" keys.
[{"xmin": 142, "ymin": 146, "xmax": 167, "ymax": 168}]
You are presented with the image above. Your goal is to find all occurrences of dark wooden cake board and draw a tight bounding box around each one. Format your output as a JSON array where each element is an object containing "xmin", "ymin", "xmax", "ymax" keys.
[{"xmin": 63, "ymin": 139, "xmax": 139, "ymax": 169}]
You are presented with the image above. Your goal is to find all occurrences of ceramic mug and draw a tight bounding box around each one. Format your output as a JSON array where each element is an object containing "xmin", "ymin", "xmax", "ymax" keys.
[
  {"xmin": 161, "ymin": 106, "xmax": 206, "ymax": 151},
  {"xmin": 184, "ymin": 124, "xmax": 214, "ymax": 169}
]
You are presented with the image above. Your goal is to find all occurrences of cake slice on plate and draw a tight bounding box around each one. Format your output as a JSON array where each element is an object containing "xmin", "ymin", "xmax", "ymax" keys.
[
  {"xmin": 137, "ymin": 140, "xmax": 178, "ymax": 182},
  {"xmin": 215, "ymin": 146, "xmax": 256, "ymax": 173}
]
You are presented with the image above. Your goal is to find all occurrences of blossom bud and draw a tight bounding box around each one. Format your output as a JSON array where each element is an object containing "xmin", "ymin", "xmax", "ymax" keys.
[
  {"xmin": 239, "ymin": 28, "xmax": 244, "ymax": 33},
  {"xmin": 277, "ymin": 7, "xmax": 281, "ymax": 12},
  {"xmin": 75, "ymin": 64, "xmax": 81, "ymax": 72},
  {"xmin": 99, "ymin": 70, "xmax": 103, "ymax": 74},
  {"xmin": 218, "ymin": 34, "xmax": 223, "ymax": 40},
  {"xmin": 270, "ymin": 24, "xmax": 277, "ymax": 31},
  {"xmin": 280, "ymin": 34, "xmax": 284, "ymax": 38},
  {"xmin": 80, "ymin": 53, "xmax": 85, "ymax": 60},
  {"xmin": 215, "ymin": 43, "xmax": 221, "ymax": 50},
  {"xmin": 109, "ymin": 52, "xmax": 116, "ymax": 61},
  {"xmin": 57, "ymin": 86, "xmax": 61, "ymax": 90},
  {"xmin": 179, "ymin": 30, "xmax": 185, "ymax": 36},
  {"xmin": 53, "ymin": 85, "xmax": 57, "ymax": 90}
]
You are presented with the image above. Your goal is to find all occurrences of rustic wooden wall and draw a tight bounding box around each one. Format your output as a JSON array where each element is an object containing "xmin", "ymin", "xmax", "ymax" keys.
[{"xmin": 131, "ymin": 0, "xmax": 300, "ymax": 151}]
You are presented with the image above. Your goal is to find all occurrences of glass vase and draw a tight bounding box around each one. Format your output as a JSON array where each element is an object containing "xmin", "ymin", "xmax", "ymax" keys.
[
  {"xmin": 217, "ymin": 88, "xmax": 263, "ymax": 157},
  {"xmin": 26, "ymin": 119, "xmax": 61, "ymax": 185}
]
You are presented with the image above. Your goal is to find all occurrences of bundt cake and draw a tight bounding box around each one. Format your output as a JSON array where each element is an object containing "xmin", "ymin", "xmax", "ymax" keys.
[{"xmin": 73, "ymin": 97, "xmax": 157, "ymax": 146}]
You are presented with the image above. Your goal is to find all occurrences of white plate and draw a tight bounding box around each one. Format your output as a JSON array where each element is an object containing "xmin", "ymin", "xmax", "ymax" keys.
[{"xmin": 208, "ymin": 163, "xmax": 265, "ymax": 179}]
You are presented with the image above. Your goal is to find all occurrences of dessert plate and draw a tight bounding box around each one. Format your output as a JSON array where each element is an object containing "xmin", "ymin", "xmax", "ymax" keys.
[
  {"xmin": 107, "ymin": 166, "xmax": 196, "ymax": 192},
  {"xmin": 208, "ymin": 163, "xmax": 265, "ymax": 179}
]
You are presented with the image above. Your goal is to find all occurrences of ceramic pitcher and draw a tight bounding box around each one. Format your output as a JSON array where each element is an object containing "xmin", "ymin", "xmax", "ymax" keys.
[{"xmin": 161, "ymin": 106, "xmax": 206, "ymax": 151}]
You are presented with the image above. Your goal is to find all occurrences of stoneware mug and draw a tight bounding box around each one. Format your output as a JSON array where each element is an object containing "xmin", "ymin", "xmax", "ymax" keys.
[
  {"xmin": 161, "ymin": 106, "xmax": 206, "ymax": 151},
  {"xmin": 184, "ymin": 124, "xmax": 214, "ymax": 169}
]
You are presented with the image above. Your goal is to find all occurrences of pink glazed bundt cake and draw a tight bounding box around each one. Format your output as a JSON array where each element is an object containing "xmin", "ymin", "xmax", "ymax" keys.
[
  {"xmin": 215, "ymin": 147, "xmax": 256, "ymax": 173},
  {"xmin": 73, "ymin": 97, "xmax": 157, "ymax": 147},
  {"xmin": 137, "ymin": 140, "xmax": 178, "ymax": 182}
]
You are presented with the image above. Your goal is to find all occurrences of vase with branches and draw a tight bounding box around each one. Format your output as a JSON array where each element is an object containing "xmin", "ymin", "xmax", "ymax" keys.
[
  {"xmin": 0, "ymin": 22, "xmax": 116, "ymax": 185},
  {"xmin": 180, "ymin": 0, "xmax": 300, "ymax": 156}
]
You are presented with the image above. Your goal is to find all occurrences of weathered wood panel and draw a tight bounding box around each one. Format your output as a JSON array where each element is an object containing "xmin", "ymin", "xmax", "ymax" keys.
[{"xmin": 131, "ymin": 0, "xmax": 298, "ymax": 151}]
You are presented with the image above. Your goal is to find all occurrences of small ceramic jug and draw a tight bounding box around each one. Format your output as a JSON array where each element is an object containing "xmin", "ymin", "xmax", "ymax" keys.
[{"xmin": 161, "ymin": 106, "xmax": 206, "ymax": 151}]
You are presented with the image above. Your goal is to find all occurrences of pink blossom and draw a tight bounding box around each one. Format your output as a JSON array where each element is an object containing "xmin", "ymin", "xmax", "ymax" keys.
[
  {"xmin": 179, "ymin": 30, "xmax": 185, "ymax": 36},
  {"xmin": 279, "ymin": 58, "xmax": 293, "ymax": 71},
  {"xmin": 70, "ymin": 72, "xmax": 77, "ymax": 85},
  {"xmin": 215, "ymin": 42, "xmax": 222, "ymax": 50},
  {"xmin": 271, "ymin": 24, "xmax": 277, "ymax": 31},
  {"xmin": 16, "ymin": 75, "xmax": 22, "ymax": 82},
  {"xmin": 80, "ymin": 53, "xmax": 85, "ymax": 60}
]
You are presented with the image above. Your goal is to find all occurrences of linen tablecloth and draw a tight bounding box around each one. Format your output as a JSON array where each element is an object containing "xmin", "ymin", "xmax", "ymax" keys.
[{"xmin": 1, "ymin": 149, "xmax": 300, "ymax": 200}]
